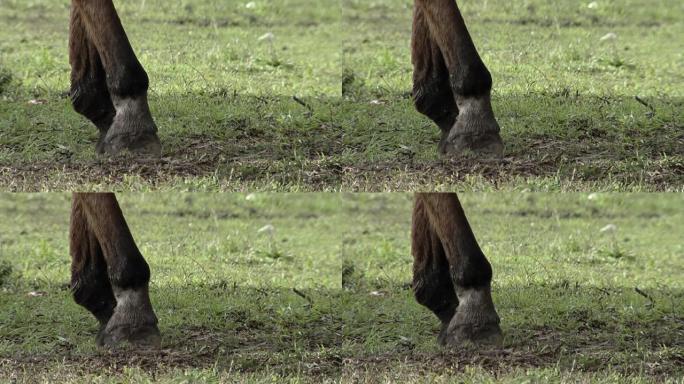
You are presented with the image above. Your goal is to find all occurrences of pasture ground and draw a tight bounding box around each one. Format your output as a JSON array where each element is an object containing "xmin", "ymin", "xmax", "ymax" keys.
[
  {"xmin": 0, "ymin": 0, "xmax": 682, "ymax": 191},
  {"xmin": 0, "ymin": 193, "xmax": 682, "ymax": 382}
]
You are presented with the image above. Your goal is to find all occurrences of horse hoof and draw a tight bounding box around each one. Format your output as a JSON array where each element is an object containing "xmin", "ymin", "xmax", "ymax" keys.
[
  {"xmin": 95, "ymin": 286, "xmax": 161, "ymax": 348},
  {"xmin": 439, "ymin": 93, "xmax": 504, "ymax": 158},
  {"xmin": 441, "ymin": 321, "xmax": 503, "ymax": 347},
  {"xmin": 101, "ymin": 132, "xmax": 162, "ymax": 157},
  {"xmin": 98, "ymin": 94, "xmax": 162, "ymax": 156},
  {"xmin": 441, "ymin": 131, "xmax": 504, "ymax": 158},
  {"xmin": 439, "ymin": 285, "xmax": 503, "ymax": 348},
  {"xmin": 97, "ymin": 323, "xmax": 161, "ymax": 348}
]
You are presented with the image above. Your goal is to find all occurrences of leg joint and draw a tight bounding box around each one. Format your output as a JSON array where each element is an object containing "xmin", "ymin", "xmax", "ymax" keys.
[
  {"xmin": 71, "ymin": 267, "xmax": 115, "ymax": 323},
  {"xmin": 413, "ymin": 77, "xmax": 457, "ymax": 129},
  {"xmin": 70, "ymin": 78, "xmax": 115, "ymax": 127},
  {"xmin": 106, "ymin": 61, "xmax": 149, "ymax": 98},
  {"xmin": 449, "ymin": 249, "xmax": 493, "ymax": 289},
  {"xmin": 107, "ymin": 252, "xmax": 151, "ymax": 290},
  {"xmin": 413, "ymin": 269, "xmax": 458, "ymax": 323},
  {"xmin": 450, "ymin": 63, "xmax": 492, "ymax": 97}
]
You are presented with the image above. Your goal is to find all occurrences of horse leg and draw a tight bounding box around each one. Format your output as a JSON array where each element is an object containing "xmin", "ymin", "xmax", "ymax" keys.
[
  {"xmin": 68, "ymin": 6, "xmax": 115, "ymax": 154},
  {"xmin": 70, "ymin": 1, "xmax": 161, "ymax": 155},
  {"xmin": 412, "ymin": 0, "xmax": 503, "ymax": 157},
  {"xmin": 412, "ymin": 197, "xmax": 459, "ymax": 345},
  {"xmin": 70, "ymin": 193, "xmax": 160, "ymax": 347},
  {"xmin": 411, "ymin": 4, "xmax": 458, "ymax": 153},
  {"xmin": 70, "ymin": 196, "xmax": 116, "ymax": 344},
  {"xmin": 413, "ymin": 193, "xmax": 502, "ymax": 346}
]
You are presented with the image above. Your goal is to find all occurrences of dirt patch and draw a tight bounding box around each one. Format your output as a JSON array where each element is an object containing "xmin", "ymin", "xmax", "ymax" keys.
[
  {"xmin": 0, "ymin": 323, "xmax": 343, "ymax": 378},
  {"xmin": 0, "ymin": 132, "xmax": 682, "ymax": 190},
  {"xmin": 5, "ymin": 287, "xmax": 678, "ymax": 380},
  {"xmin": 341, "ymin": 348, "xmax": 556, "ymax": 377},
  {"xmin": 2, "ymin": 321, "xmax": 681, "ymax": 380},
  {"xmin": 341, "ymin": 324, "xmax": 683, "ymax": 380}
]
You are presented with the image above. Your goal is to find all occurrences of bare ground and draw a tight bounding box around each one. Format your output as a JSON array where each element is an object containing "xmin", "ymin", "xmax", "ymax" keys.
[
  {"xmin": 3, "ymin": 318, "xmax": 682, "ymax": 380},
  {"xmin": 2, "ymin": 134, "xmax": 682, "ymax": 191}
]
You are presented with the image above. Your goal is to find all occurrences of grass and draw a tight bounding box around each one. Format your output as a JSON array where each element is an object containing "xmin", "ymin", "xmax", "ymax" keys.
[
  {"xmin": 0, "ymin": 0, "xmax": 682, "ymax": 191},
  {"xmin": 1, "ymin": 193, "xmax": 683, "ymax": 382}
]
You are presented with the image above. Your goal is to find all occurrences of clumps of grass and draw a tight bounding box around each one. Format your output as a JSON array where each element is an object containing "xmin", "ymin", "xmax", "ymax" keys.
[
  {"xmin": 256, "ymin": 246, "xmax": 290, "ymax": 260},
  {"xmin": 0, "ymin": 260, "xmax": 12, "ymax": 287},
  {"xmin": 254, "ymin": 224, "xmax": 292, "ymax": 261},
  {"xmin": 596, "ymin": 223, "xmax": 635, "ymax": 261},
  {"xmin": 341, "ymin": 67, "xmax": 366, "ymax": 98},
  {"xmin": 0, "ymin": 68, "xmax": 13, "ymax": 95},
  {"xmin": 597, "ymin": 244, "xmax": 633, "ymax": 260},
  {"xmin": 342, "ymin": 258, "xmax": 369, "ymax": 291},
  {"xmin": 342, "ymin": 68, "xmax": 356, "ymax": 96},
  {"xmin": 256, "ymin": 32, "xmax": 293, "ymax": 69},
  {"xmin": 595, "ymin": 33, "xmax": 637, "ymax": 71}
]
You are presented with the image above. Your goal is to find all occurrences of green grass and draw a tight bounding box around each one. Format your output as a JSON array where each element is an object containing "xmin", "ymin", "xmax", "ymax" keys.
[
  {"xmin": 1, "ymin": 193, "xmax": 682, "ymax": 382},
  {"xmin": 1, "ymin": 0, "xmax": 682, "ymax": 191}
]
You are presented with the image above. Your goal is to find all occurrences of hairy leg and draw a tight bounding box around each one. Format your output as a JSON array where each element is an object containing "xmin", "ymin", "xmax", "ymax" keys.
[
  {"xmin": 412, "ymin": 197, "xmax": 459, "ymax": 345},
  {"xmin": 414, "ymin": 193, "xmax": 502, "ymax": 346},
  {"xmin": 70, "ymin": 1, "xmax": 160, "ymax": 155},
  {"xmin": 70, "ymin": 197, "xmax": 116, "ymax": 344},
  {"xmin": 71, "ymin": 193, "xmax": 160, "ymax": 347},
  {"xmin": 412, "ymin": 0, "xmax": 503, "ymax": 156},
  {"xmin": 411, "ymin": 4, "xmax": 458, "ymax": 151},
  {"xmin": 69, "ymin": 5, "xmax": 115, "ymax": 153}
]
